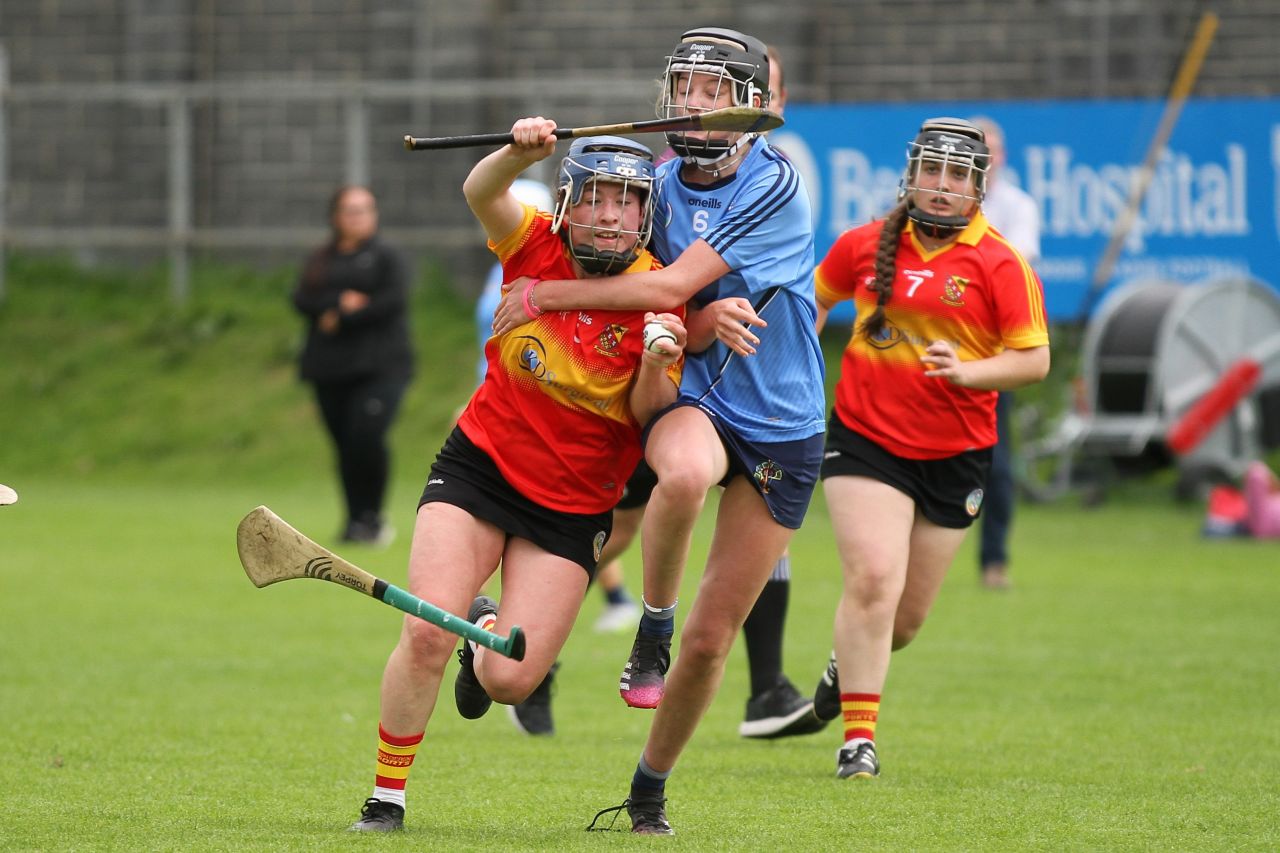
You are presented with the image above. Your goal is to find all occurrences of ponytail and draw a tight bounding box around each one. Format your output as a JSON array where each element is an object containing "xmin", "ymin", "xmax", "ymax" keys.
[{"xmin": 858, "ymin": 201, "xmax": 910, "ymax": 340}]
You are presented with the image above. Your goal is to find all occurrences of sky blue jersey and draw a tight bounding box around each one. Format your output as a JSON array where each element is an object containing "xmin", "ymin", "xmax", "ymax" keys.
[{"xmin": 651, "ymin": 139, "xmax": 826, "ymax": 442}]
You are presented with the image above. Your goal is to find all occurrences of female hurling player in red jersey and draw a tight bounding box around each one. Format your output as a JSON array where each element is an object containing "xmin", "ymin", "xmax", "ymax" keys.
[
  {"xmin": 808, "ymin": 117, "xmax": 1050, "ymax": 782},
  {"xmin": 348, "ymin": 130, "xmax": 686, "ymax": 832}
]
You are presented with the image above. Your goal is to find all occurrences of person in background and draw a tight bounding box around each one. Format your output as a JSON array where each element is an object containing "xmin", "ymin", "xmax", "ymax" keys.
[
  {"xmin": 292, "ymin": 185, "xmax": 413, "ymax": 546},
  {"xmin": 809, "ymin": 118, "xmax": 1049, "ymax": 780},
  {"xmin": 349, "ymin": 133, "xmax": 684, "ymax": 832},
  {"xmin": 727, "ymin": 41, "xmax": 829, "ymax": 740},
  {"xmin": 969, "ymin": 115, "xmax": 1042, "ymax": 589}
]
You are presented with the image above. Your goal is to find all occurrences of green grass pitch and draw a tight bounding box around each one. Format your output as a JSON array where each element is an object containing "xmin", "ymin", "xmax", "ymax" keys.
[{"xmin": 1, "ymin": 258, "xmax": 1277, "ymax": 849}]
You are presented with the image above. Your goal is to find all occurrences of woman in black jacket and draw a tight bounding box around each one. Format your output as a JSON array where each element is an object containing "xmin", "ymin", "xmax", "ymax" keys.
[{"xmin": 292, "ymin": 185, "xmax": 414, "ymax": 545}]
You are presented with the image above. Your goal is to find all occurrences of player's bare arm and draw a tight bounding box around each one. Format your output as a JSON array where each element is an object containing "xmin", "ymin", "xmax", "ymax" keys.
[
  {"xmin": 463, "ymin": 117, "xmax": 558, "ymax": 244},
  {"xmin": 492, "ymin": 239, "xmax": 730, "ymax": 334},
  {"xmin": 921, "ymin": 341, "xmax": 1049, "ymax": 390},
  {"xmin": 629, "ymin": 311, "xmax": 686, "ymax": 426},
  {"xmin": 814, "ymin": 294, "xmax": 837, "ymax": 334}
]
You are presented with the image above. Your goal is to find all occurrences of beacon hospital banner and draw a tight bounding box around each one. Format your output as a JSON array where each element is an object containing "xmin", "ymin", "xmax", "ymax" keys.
[{"xmin": 775, "ymin": 97, "xmax": 1277, "ymax": 323}]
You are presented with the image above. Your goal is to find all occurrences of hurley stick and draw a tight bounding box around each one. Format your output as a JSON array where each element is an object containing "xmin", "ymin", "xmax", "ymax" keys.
[
  {"xmin": 236, "ymin": 505, "xmax": 525, "ymax": 660},
  {"xmin": 404, "ymin": 106, "xmax": 783, "ymax": 151}
]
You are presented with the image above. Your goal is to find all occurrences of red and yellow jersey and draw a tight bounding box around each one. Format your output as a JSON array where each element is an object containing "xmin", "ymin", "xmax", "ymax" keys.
[
  {"xmin": 816, "ymin": 211, "xmax": 1048, "ymax": 459},
  {"xmin": 459, "ymin": 206, "xmax": 683, "ymax": 513}
]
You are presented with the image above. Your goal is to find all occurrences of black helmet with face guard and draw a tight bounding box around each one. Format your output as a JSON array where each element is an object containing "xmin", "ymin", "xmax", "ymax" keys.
[
  {"xmin": 899, "ymin": 117, "xmax": 991, "ymax": 239},
  {"xmin": 660, "ymin": 27, "xmax": 770, "ymax": 166}
]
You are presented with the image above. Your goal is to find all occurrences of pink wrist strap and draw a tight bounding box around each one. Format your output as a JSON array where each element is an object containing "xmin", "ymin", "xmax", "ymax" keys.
[{"xmin": 521, "ymin": 278, "xmax": 544, "ymax": 319}]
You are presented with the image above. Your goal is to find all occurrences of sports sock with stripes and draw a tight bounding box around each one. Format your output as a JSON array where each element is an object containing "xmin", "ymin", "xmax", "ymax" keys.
[
  {"xmin": 840, "ymin": 692, "xmax": 880, "ymax": 744},
  {"xmin": 370, "ymin": 724, "xmax": 423, "ymax": 808}
]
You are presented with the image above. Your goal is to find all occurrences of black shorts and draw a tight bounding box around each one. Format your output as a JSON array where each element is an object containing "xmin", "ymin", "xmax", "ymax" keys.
[
  {"xmin": 616, "ymin": 459, "xmax": 658, "ymax": 510},
  {"xmin": 820, "ymin": 413, "xmax": 992, "ymax": 530},
  {"xmin": 418, "ymin": 426, "xmax": 612, "ymax": 577},
  {"xmin": 644, "ymin": 400, "xmax": 823, "ymax": 530}
]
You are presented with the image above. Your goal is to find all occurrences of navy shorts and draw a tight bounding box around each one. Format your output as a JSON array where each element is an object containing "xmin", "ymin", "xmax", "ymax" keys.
[
  {"xmin": 820, "ymin": 413, "xmax": 992, "ymax": 530},
  {"xmin": 644, "ymin": 400, "xmax": 823, "ymax": 530},
  {"xmin": 419, "ymin": 426, "xmax": 612, "ymax": 577}
]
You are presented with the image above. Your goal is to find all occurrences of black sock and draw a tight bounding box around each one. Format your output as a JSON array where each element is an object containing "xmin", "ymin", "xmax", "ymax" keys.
[{"xmin": 742, "ymin": 579, "xmax": 788, "ymax": 697}]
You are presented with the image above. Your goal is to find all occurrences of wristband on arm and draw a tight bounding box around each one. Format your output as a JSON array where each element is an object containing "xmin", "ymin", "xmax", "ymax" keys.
[{"xmin": 521, "ymin": 278, "xmax": 544, "ymax": 320}]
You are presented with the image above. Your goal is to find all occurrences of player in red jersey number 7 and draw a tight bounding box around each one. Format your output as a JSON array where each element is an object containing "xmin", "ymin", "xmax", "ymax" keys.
[{"xmin": 808, "ymin": 117, "xmax": 1050, "ymax": 781}]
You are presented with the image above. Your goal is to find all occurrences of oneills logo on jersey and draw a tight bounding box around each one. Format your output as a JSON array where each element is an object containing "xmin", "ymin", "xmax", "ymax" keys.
[
  {"xmin": 594, "ymin": 324, "xmax": 627, "ymax": 357},
  {"xmin": 753, "ymin": 459, "xmax": 784, "ymax": 494},
  {"xmin": 573, "ymin": 311, "xmax": 594, "ymax": 344},
  {"xmin": 941, "ymin": 275, "xmax": 969, "ymax": 307}
]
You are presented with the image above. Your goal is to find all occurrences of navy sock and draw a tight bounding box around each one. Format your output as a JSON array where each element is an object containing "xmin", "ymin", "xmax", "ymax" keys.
[
  {"xmin": 631, "ymin": 756, "xmax": 669, "ymax": 796},
  {"xmin": 638, "ymin": 598, "xmax": 676, "ymax": 638},
  {"xmin": 605, "ymin": 586, "xmax": 631, "ymax": 606},
  {"xmin": 639, "ymin": 610, "xmax": 674, "ymax": 638}
]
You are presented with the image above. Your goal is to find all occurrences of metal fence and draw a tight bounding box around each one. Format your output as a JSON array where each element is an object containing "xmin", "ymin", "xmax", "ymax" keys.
[{"xmin": 0, "ymin": 45, "xmax": 656, "ymax": 302}]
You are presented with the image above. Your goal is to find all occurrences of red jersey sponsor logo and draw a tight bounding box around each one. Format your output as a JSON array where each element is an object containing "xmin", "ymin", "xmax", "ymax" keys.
[{"xmin": 867, "ymin": 324, "xmax": 905, "ymax": 350}]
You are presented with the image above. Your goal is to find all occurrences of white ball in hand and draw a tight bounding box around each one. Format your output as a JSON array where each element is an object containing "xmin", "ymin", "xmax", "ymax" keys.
[{"xmin": 643, "ymin": 320, "xmax": 678, "ymax": 354}]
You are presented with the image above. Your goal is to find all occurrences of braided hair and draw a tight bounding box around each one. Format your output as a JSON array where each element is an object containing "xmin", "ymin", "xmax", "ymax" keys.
[{"xmin": 858, "ymin": 200, "xmax": 910, "ymax": 340}]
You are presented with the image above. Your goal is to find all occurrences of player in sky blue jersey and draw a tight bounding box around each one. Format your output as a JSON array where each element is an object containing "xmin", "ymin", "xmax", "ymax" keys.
[
  {"xmin": 494, "ymin": 27, "xmax": 826, "ymax": 834},
  {"xmin": 650, "ymin": 142, "xmax": 825, "ymax": 443}
]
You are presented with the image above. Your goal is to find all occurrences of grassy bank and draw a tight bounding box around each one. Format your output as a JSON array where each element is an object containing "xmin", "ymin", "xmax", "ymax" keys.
[{"xmin": 0, "ymin": 254, "xmax": 476, "ymax": 487}]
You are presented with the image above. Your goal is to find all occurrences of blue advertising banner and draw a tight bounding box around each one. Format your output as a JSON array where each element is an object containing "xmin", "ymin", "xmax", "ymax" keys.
[{"xmin": 774, "ymin": 97, "xmax": 1277, "ymax": 322}]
